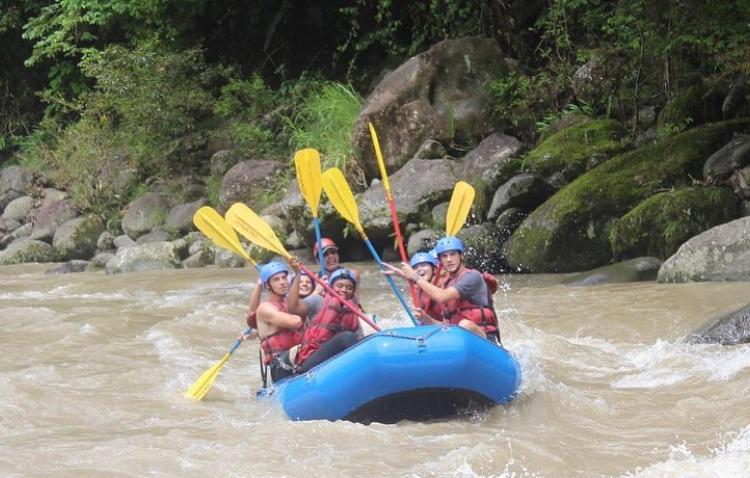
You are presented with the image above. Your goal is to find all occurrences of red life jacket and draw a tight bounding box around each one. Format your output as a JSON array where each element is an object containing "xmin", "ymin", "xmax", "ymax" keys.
[
  {"xmin": 416, "ymin": 276, "xmax": 442, "ymax": 322},
  {"xmin": 259, "ymin": 300, "xmax": 302, "ymax": 365},
  {"xmin": 436, "ymin": 267, "xmax": 499, "ymax": 335},
  {"xmin": 296, "ymin": 294, "xmax": 361, "ymax": 366}
]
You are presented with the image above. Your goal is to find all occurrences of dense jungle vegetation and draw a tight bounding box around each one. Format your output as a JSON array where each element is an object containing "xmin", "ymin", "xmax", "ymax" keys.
[{"xmin": 1, "ymin": 0, "xmax": 749, "ymax": 216}]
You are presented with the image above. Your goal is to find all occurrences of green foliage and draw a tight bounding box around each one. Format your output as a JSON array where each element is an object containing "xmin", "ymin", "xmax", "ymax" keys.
[
  {"xmin": 21, "ymin": 0, "xmax": 174, "ymax": 111},
  {"xmin": 337, "ymin": 0, "xmax": 491, "ymax": 78},
  {"xmin": 536, "ymin": 101, "xmax": 595, "ymax": 135},
  {"xmin": 78, "ymin": 44, "xmax": 218, "ymax": 175},
  {"xmin": 521, "ymin": 118, "xmax": 628, "ymax": 181},
  {"xmin": 285, "ymin": 81, "xmax": 363, "ymax": 174},
  {"xmin": 206, "ymin": 173, "xmax": 222, "ymax": 207},
  {"xmin": 211, "ymin": 75, "xmax": 281, "ymax": 157},
  {"xmin": 17, "ymin": 44, "xmax": 224, "ymax": 214},
  {"xmin": 531, "ymin": 0, "xmax": 750, "ymax": 130}
]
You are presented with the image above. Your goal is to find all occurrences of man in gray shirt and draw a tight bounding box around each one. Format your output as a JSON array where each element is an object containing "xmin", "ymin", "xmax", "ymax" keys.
[{"xmin": 384, "ymin": 236, "xmax": 499, "ymax": 341}]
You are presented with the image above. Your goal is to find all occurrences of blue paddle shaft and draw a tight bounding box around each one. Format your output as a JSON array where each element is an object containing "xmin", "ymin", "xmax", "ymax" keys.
[
  {"xmin": 313, "ymin": 218, "xmax": 325, "ymax": 277},
  {"xmin": 229, "ymin": 327, "xmax": 253, "ymax": 355},
  {"xmin": 362, "ymin": 238, "xmax": 418, "ymax": 326}
]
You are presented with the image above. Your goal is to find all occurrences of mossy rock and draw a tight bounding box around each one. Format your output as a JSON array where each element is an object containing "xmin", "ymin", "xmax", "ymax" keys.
[
  {"xmin": 53, "ymin": 215, "xmax": 105, "ymax": 260},
  {"xmin": 610, "ymin": 187, "xmax": 738, "ymax": 260},
  {"xmin": 504, "ymin": 119, "xmax": 750, "ymax": 273},
  {"xmin": 0, "ymin": 238, "xmax": 57, "ymax": 265},
  {"xmin": 522, "ymin": 118, "xmax": 628, "ymax": 184}
]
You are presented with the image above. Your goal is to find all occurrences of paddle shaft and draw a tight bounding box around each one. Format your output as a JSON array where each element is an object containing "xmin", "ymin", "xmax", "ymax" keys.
[
  {"xmin": 312, "ymin": 217, "xmax": 326, "ymax": 277},
  {"xmin": 299, "ymin": 264, "xmax": 381, "ymax": 331},
  {"xmin": 385, "ymin": 196, "xmax": 419, "ymax": 304},
  {"xmin": 368, "ymin": 125, "xmax": 419, "ymax": 306},
  {"xmin": 360, "ymin": 235, "xmax": 419, "ymax": 326},
  {"xmin": 229, "ymin": 327, "xmax": 253, "ymax": 354}
]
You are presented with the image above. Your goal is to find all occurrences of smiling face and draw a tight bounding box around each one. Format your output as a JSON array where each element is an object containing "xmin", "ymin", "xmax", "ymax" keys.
[
  {"xmin": 331, "ymin": 278, "xmax": 355, "ymax": 300},
  {"xmin": 438, "ymin": 250, "xmax": 462, "ymax": 274},
  {"xmin": 322, "ymin": 248, "xmax": 340, "ymax": 273},
  {"xmin": 267, "ymin": 272, "xmax": 289, "ymax": 296},
  {"xmin": 298, "ymin": 275, "xmax": 314, "ymax": 297},
  {"xmin": 414, "ymin": 263, "xmax": 434, "ymax": 281}
]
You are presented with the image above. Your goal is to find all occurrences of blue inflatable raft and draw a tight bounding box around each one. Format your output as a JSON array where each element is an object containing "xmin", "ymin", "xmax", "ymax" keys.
[{"xmin": 259, "ymin": 324, "xmax": 521, "ymax": 423}]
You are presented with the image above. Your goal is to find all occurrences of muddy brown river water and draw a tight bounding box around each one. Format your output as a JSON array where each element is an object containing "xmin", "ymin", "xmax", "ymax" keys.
[{"xmin": 2, "ymin": 263, "xmax": 749, "ymax": 477}]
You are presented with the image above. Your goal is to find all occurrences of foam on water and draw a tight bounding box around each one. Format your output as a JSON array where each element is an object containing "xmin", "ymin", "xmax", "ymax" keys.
[
  {"xmin": 612, "ymin": 340, "xmax": 750, "ymax": 389},
  {"xmin": 621, "ymin": 425, "xmax": 750, "ymax": 478}
]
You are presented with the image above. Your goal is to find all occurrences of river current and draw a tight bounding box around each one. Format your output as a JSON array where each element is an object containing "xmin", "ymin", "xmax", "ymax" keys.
[{"xmin": 2, "ymin": 263, "xmax": 750, "ymax": 477}]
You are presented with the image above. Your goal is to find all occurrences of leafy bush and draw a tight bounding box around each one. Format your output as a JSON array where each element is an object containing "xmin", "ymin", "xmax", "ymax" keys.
[
  {"xmin": 78, "ymin": 44, "xmax": 218, "ymax": 174},
  {"xmin": 285, "ymin": 81, "xmax": 363, "ymax": 173},
  {"xmin": 212, "ymin": 75, "xmax": 281, "ymax": 157}
]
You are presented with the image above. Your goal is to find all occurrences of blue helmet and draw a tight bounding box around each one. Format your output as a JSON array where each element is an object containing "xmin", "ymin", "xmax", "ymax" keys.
[
  {"xmin": 410, "ymin": 252, "xmax": 438, "ymax": 268},
  {"xmin": 328, "ymin": 268, "xmax": 357, "ymax": 288},
  {"xmin": 260, "ymin": 261, "xmax": 289, "ymax": 284},
  {"xmin": 435, "ymin": 236, "xmax": 464, "ymax": 255},
  {"xmin": 428, "ymin": 248, "xmax": 438, "ymax": 263}
]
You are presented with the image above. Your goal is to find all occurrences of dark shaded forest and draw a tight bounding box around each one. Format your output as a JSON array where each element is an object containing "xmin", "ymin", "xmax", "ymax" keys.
[{"xmin": 1, "ymin": 0, "xmax": 749, "ymax": 214}]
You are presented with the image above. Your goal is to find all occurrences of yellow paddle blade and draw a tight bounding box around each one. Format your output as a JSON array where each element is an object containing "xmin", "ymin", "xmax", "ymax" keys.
[
  {"xmin": 225, "ymin": 203, "xmax": 291, "ymax": 259},
  {"xmin": 184, "ymin": 353, "xmax": 230, "ymax": 400},
  {"xmin": 446, "ymin": 181, "xmax": 475, "ymax": 236},
  {"xmin": 193, "ymin": 206, "xmax": 253, "ymax": 263},
  {"xmin": 368, "ymin": 122, "xmax": 392, "ymax": 198},
  {"xmin": 294, "ymin": 148, "xmax": 322, "ymax": 217},
  {"xmin": 321, "ymin": 168, "xmax": 364, "ymax": 235}
]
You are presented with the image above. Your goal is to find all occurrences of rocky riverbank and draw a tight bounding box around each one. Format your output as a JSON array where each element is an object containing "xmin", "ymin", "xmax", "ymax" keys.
[{"xmin": 2, "ymin": 37, "xmax": 750, "ymax": 287}]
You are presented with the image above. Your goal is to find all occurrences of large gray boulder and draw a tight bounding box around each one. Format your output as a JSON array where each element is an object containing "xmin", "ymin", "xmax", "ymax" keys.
[
  {"xmin": 351, "ymin": 37, "xmax": 512, "ymax": 178},
  {"xmin": 0, "ymin": 223, "xmax": 32, "ymax": 249},
  {"xmin": 0, "ymin": 166, "xmax": 34, "ymax": 211},
  {"xmin": 0, "ymin": 238, "xmax": 56, "ymax": 265},
  {"xmin": 121, "ymin": 192, "xmax": 168, "ymax": 239},
  {"xmin": 53, "ymin": 216, "xmax": 105, "ymax": 260},
  {"xmin": 113, "ymin": 234, "xmax": 136, "ymax": 250},
  {"xmin": 688, "ymin": 303, "xmax": 750, "ymax": 345},
  {"xmin": 105, "ymin": 242, "xmax": 180, "ymax": 274},
  {"xmin": 564, "ymin": 257, "xmax": 663, "ymax": 286},
  {"xmin": 218, "ymin": 159, "xmax": 283, "ymax": 209},
  {"xmin": 1, "ymin": 196, "xmax": 34, "ymax": 222},
  {"xmin": 486, "ymin": 173, "xmax": 555, "ymax": 221},
  {"xmin": 461, "ymin": 134, "xmax": 523, "ymax": 188},
  {"xmin": 703, "ymin": 134, "xmax": 750, "ymax": 179},
  {"xmin": 88, "ymin": 251, "xmax": 115, "ymax": 270},
  {"xmin": 359, "ymin": 158, "xmax": 458, "ymax": 242},
  {"xmin": 407, "ymin": 228, "xmax": 438, "ymax": 256},
  {"xmin": 136, "ymin": 228, "xmax": 172, "ymax": 244},
  {"xmin": 0, "ymin": 217, "xmax": 21, "ymax": 235},
  {"xmin": 29, "ymin": 196, "xmax": 77, "ymax": 242},
  {"xmin": 164, "ymin": 198, "xmax": 208, "ymax": 234},
  {"xmin": 658, "ymin": 216, "xmax": 750, "ymax": 282},
  {"xmin": 45, "ymin": 260, "xmax": 90, "ymax": 275}
]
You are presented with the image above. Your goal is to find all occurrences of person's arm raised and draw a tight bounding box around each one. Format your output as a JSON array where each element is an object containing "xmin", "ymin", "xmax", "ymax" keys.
[
  {"xmin": 287, "ymin": 256, "xmax": 308, "ymax": 317},
  {"xmin": 382, "ymin": 262, "xmax": 460, "ymax": 303}
]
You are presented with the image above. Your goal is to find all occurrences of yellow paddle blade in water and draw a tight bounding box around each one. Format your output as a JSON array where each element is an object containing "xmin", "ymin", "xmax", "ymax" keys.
[
  {"xmin": 446, "ymin": 181, "xmax": 475, "ymax": 236},
  {"xmin": 184, "ymin": 352, "xmax": 230, "ymax": 400},
  {"xmin": 368, "ymin": 122, "xmax": 392, "ymax": 198},
  {"xmin": 225, "ymin": 203, "xmax": 290, "ymax": 259},
  {"xmin": 294, "ymin": 148, "xmax": 323, "ymax": 217},
  {"xmin": 321, "ymin": 168, "xmax": 364, "ymax": 235},
  {"xmin": 193, "ymin": 206, "xmax": 254, "ymax": 264}
]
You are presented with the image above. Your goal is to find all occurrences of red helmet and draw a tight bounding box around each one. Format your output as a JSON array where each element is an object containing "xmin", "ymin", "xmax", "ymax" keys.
[{"xmin": 313, "ymin": 237, "xmax": 339, "ymax": 257}]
